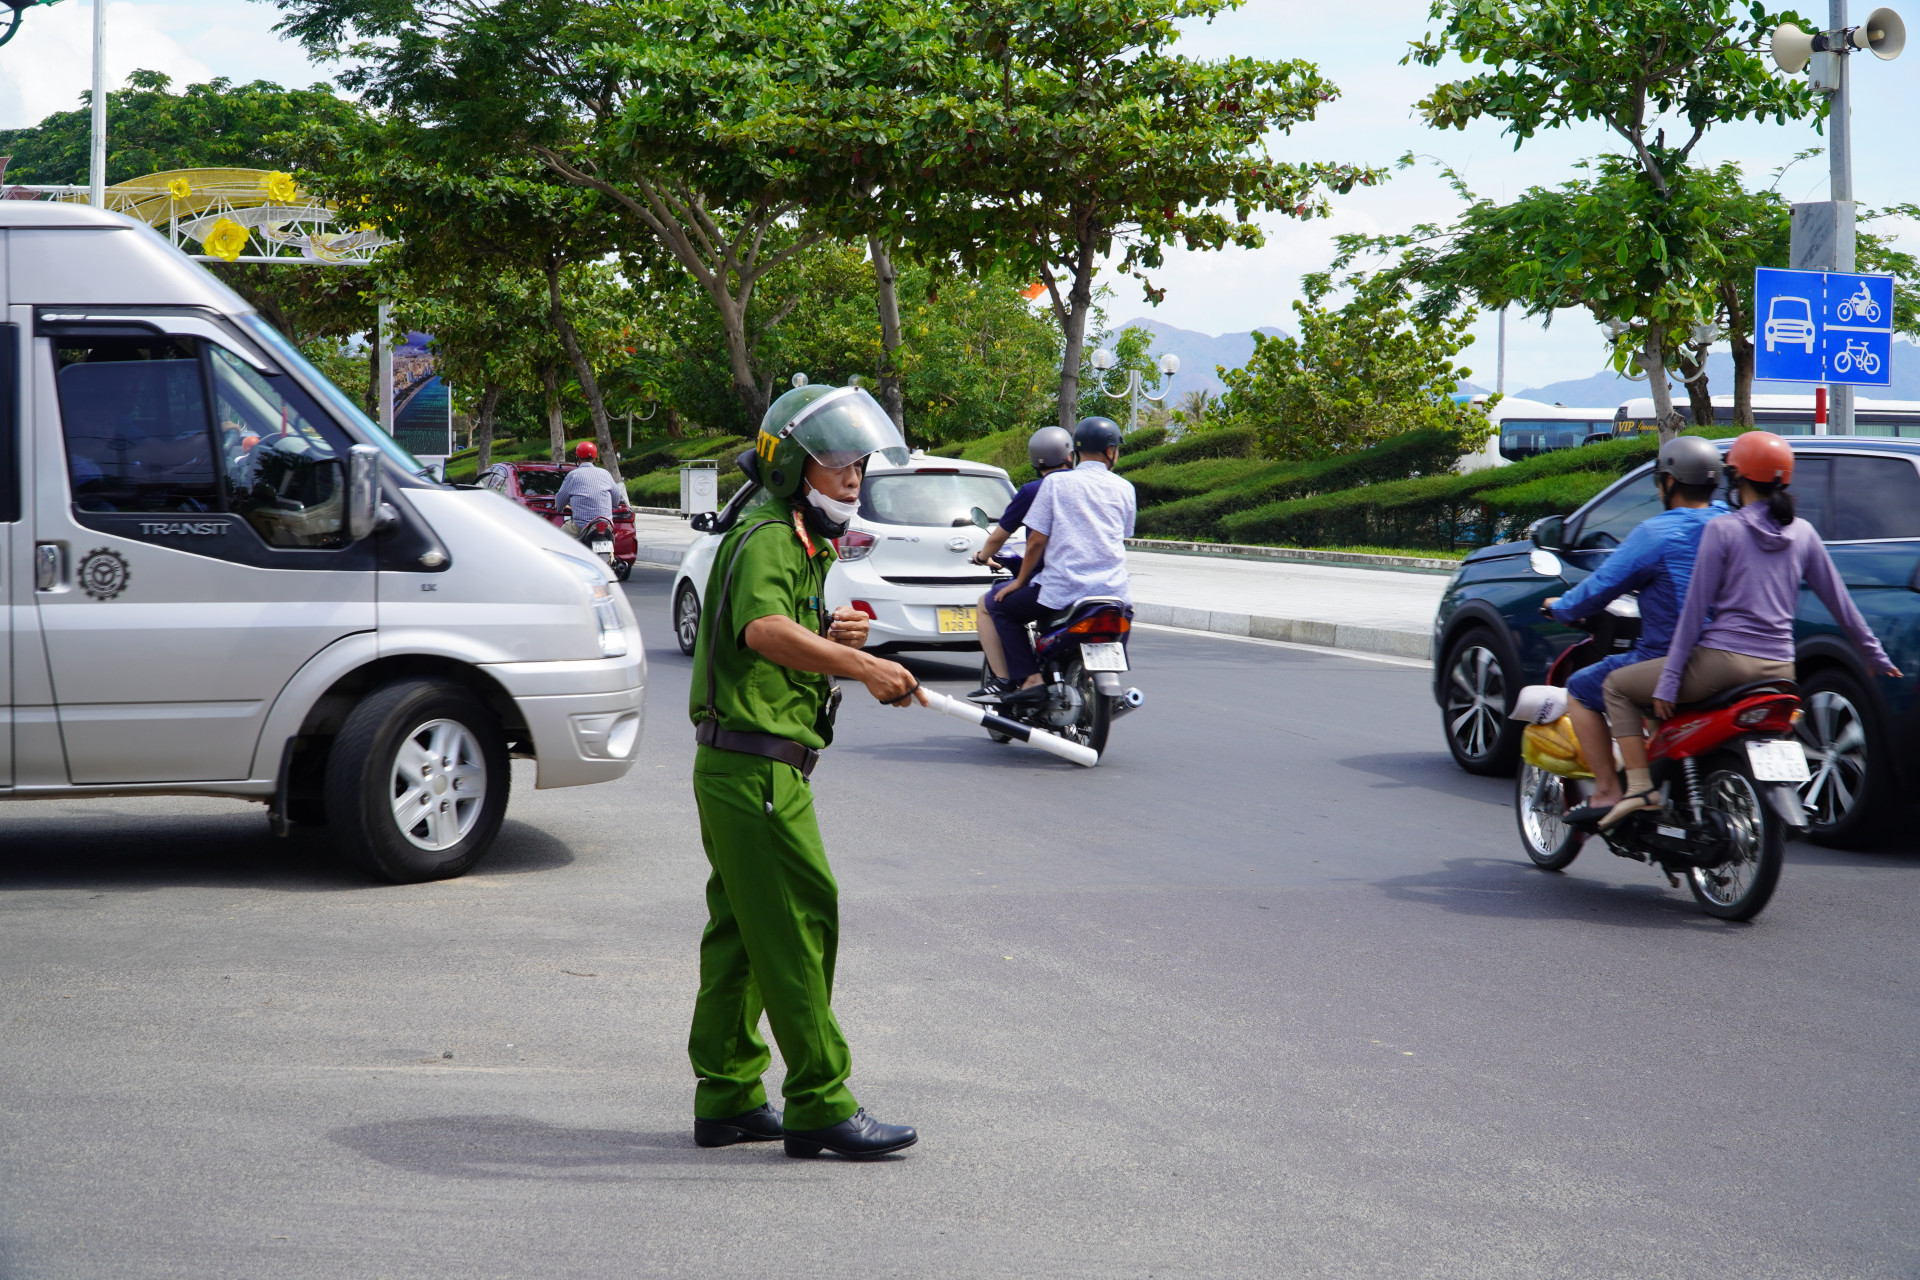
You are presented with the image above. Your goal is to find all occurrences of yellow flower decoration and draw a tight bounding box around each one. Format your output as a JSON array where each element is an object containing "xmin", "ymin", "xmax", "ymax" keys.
[
  {"xmin": 263, "ymin": 171, "xmax": 298, "ymax": 204},
  {"xmin": 167, "ymin": 177, "xmax": 193, "ymax": 201},
  {"xmin": 201, "ymin": 217, "xmax": 251, "ymax": 263}
]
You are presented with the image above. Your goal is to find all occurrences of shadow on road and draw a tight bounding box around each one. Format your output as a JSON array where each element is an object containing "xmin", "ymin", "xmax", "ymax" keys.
[
  {"xmin": 0, "ymin": 814, "xmax": 574, "ymax": 893},
  {"xmin": 1374, "ymin": 854, "xmax": 1735, "ymax": 931},
  {"xmin": 331, "ymin": 1114, "xmax": 804, "ymax": 1179}
]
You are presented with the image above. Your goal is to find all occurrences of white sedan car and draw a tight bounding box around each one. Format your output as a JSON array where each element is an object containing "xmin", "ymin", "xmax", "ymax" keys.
[{"xmin": 671, "ymin": 452, "xmax": 1021, "ymax": 656}]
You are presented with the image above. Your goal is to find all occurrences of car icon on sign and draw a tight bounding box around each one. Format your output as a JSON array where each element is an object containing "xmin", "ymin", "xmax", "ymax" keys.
[{"xmin": 1764, "ymin": 295, "xmax": 1816, "ymax": 354}]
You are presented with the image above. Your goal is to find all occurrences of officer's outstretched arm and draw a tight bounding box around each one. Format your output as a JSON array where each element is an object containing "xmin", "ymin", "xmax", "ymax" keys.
[{"xmin": 744, "ymin": 614, "xmax": 927, "ymax": 707}]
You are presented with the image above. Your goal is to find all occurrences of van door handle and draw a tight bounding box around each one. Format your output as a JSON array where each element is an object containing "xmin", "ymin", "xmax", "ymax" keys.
[{"xmin": 34, "ymin": 543, "xmax": 60, "ymax": 591}]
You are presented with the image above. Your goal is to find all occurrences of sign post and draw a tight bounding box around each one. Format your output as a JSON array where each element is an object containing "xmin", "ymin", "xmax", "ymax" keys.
[{"xmin": 1752, "ymin": 268, "xmax": 1894, "ymax": 404}]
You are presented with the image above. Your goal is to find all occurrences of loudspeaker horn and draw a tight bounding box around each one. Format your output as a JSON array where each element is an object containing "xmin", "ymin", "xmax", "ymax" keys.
[
  {"xmin": 1854, "ymin": 7, "xmax": 1905, "ymax": 58},
  {"xmin": 1772, "ymin": 21, "xmax": 1815, "ymax": 72}
]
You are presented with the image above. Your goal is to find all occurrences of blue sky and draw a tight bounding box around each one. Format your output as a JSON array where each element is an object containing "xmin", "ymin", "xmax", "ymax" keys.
[{"xmin": 4, "ymin": 0, "xmax": 1915, "ymax": 387}]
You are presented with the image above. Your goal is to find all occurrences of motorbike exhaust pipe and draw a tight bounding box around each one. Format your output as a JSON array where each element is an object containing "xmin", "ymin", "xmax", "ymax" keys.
[
  {"xmin": 1111, "ymin": 687, "xmax": 1145, "ymax": 717},
  {"xmin": 919, "ymin": 690, "xmax": 1099, "ymax": 767}
]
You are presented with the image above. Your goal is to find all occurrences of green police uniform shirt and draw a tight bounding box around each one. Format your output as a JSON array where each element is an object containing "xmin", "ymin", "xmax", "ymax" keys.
[{"xmin": 689, "ymin": 497, "xmax": 839, "ymax": 750}]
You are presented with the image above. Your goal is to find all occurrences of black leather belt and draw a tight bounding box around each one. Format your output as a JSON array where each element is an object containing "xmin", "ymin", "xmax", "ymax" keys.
[{"xmin": 695, "ymin": 720, "xmax": 821, "ymax": 779}]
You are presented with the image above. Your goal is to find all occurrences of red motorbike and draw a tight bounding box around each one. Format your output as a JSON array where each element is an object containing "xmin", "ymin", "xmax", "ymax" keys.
[{"xmin": 1515, "ymin": 603, "xmax": 1810, "ymax": 920}]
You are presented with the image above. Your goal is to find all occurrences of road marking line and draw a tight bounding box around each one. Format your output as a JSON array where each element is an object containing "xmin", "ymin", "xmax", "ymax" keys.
[{"xmin": 1132, "ymin": 622, "xmax": 1433, "ymax": 669}]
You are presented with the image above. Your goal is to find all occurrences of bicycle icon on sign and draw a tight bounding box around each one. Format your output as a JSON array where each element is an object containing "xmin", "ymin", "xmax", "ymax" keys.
[
  {"xmin": 1836, "ymin": 282, "xmax": 1882, "ymax": 324},
  {"xmin": 1834, "ymin": 339, "xmax": 1881, "ymax": 377}
]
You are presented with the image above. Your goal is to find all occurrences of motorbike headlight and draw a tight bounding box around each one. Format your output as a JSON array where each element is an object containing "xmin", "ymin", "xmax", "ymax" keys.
[{"xmin": 554, "ymin": 553, "xmax": 628, "ymax": 657}]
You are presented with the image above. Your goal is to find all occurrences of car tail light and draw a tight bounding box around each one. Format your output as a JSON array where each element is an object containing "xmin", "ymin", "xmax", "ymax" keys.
[
  {"xmin": 834, "ymin": 530, "xmax": 876, "ymax": 562},
  {"xmin": 850, "ymin": 600, "xmax": 877, "ymax": 619}
]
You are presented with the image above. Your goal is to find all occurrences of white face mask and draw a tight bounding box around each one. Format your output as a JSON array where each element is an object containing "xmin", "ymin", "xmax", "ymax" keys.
[{"xmin": 804, "ymin": 487, "xmax": 859, "ymax": 526}]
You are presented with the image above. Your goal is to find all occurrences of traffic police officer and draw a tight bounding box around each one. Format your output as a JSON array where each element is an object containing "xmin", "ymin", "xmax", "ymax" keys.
[{"xmin": 688, "ymin": 382, "xmax": 925, "ymax": 1160}]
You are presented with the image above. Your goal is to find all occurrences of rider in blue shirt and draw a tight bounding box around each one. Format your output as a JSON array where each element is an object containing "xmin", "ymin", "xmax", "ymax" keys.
[{"xmin": 1545, "ymin": 436, "xmax": 1725, "ymax": 825}]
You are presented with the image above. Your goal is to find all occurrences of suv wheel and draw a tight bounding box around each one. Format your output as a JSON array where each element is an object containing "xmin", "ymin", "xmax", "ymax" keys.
[
  {"xmin": 1795, "ymin": 668, "xmax": 1894, "ymax": 847},
  {"xmin": 325, "ymin": 679, "xmax": 510, "ymax": 883},
  {"xmin": 1442, "ymin": 629, "xmax": 1520, "ymax": 775},
  {"xmin": 674, "ymin": 581, "xmax": 701, "ymax": 657}
]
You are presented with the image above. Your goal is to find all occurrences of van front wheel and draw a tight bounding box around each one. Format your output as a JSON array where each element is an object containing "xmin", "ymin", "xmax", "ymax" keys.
[{"xmin": 326, "ymin": 679, "xmax": 510, "ymax": 883}]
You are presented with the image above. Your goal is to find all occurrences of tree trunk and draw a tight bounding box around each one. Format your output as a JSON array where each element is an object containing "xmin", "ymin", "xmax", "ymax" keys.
[
  {"xmin": 543, "ymin": 365, "xmax": 565, "ymax": 466},
  {"xmin": 366, "ymin": 322, "xmax": 382, "ymax": 421},
  {"xmin": 1722, "ymin": 284, "xmax": 1756, "ymax": 428},
  {"xmin": 1055, "ymin": 232, "xmax": 1100, "ymax": 431},
  {"xmin": 1643, "ymin": 326, "xmax": 1683, "ymax": 443},
  {"xmin": 546, "ymin": 262, "xmax": 623, "ymax": 487},
  {"xmin": 868, "ymin": 236, "xmax": 906, "ymax": 430},
  {"xmin": 1683, "ymin": 343, "xmax": 1715, "ymax": 426},
  {"xmin": 474, "ymin": 383, "xmax": 502, "ymax": 472}
]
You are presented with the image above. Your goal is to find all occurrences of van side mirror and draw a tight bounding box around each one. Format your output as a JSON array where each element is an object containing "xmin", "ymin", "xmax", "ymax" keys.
[
  {"xmin": 347, "ymin": 445, "xmax": 382, "ymax": 541},
  {"xmin": 1529, "ymin": 514, "xmax": 1566, "ymax": 550}
]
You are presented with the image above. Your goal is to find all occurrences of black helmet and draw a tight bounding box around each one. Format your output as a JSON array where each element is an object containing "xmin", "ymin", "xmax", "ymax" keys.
[
  {"xmin": 1655, "ymin": 435, "xmax": 1723, "ymax": 487},
  {"xmin": 1028, "ymin": 426, "xmax": 1074, "ymax": 469},
  {"xmin": 1072, "ymin": 416, "xmax": 1123, "ymax": 456}
]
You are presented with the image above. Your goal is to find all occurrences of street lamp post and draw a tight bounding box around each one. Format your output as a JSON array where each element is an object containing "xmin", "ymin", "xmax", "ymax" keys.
[
  {"xmin": 89, "ymin": 0, "xmax": 106, "ymax": 208},
  {"xmin": 1089, "ymin": 348, "xmax": 1180, "ymax": 433},
  {"xmin": 1772, "ymin": 4, "xmax": 1906, "ymax": 435}
]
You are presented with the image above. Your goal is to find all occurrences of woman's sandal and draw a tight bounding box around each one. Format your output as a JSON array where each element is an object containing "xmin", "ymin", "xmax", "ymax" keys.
[{"xmin": 1598, "ymin": 787, "xmax": 1661, "ymax": 831}]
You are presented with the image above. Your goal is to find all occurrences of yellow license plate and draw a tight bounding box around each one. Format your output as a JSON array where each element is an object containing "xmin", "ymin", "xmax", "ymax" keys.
[{"xmin": 937, "ymin": 605, "xmax": 978, "ymax": 634}]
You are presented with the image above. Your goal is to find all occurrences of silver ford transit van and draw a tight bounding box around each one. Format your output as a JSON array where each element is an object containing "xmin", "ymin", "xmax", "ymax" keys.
[{"xmin": 0, "ymin": 202, "xmax": 646, "ymax": 881}]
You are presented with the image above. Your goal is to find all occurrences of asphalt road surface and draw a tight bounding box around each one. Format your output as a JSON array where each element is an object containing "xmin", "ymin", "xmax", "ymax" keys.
[{"xmin": 3, "ymin": 566, "xmax": 1918, "ymax": 1279}]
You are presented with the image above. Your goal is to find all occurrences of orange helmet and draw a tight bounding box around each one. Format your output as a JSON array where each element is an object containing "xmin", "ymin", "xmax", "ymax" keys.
[
  {"xmin": 1725, "ymin": 430, "xmax": 1793, "ymax": 485},
  {"xmin": 574, "ymin": 441, "xmax": 598, "ymax": 461}
]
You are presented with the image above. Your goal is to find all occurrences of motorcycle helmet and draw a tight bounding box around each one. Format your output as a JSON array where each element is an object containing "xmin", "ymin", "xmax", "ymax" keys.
[
  {"xmin": 1725, "ymin": 430, "xmax": 1794, "ymax": 485},
  {"xmin": 574, "ymin": 441, "xmax": 598, "ymax": 461},
  {"xmin": 1028, "ymin": 426, "xmax": 1074, "ymax": 470},
  {"xmin": 755, "ymin": 384, "xmax": 909, "ymax": 500},
  {"xmin": 1072, "ymin": 416, "xmax": 1123, "ymax": 457},
  {"xmin": 1654, "ymin": 434, "xmax": 1722, "ymax": 486}
]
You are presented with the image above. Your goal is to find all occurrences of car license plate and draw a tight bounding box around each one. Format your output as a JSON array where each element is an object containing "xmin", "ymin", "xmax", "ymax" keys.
[
  {"xmin": 937, "ymin": 605, "xmax": 977, "ymax": 634},
  {"xmin": 1081, "ymin": 641, "xmax": 1128, "ymax": 672},
  {"xmin": 1748, "ymin": 739, "xmax": 1810, "ymax": 783},
  {"xmin": 590, "ymin": 540, "xmax": 614, "ymax": 554}
]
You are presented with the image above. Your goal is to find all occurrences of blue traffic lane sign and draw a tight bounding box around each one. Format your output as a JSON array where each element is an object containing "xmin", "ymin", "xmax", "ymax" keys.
[{"xmin": 1754, "ymin": 267, "xmax": 1895, "ymax": 386}]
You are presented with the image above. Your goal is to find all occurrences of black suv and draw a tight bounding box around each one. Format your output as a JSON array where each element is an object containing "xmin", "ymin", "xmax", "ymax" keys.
[{"xmin": 1431, "ymin": 438, "xmax": 1920, "ymax": 846}]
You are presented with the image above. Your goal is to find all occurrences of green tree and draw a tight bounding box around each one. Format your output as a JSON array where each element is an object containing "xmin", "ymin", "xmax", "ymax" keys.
[
  {"xmin": 1408, "ymin": 0, "xmax": 1818, "ymax": 431},
  {"xmin": 1215, "ymin": 271, "xmax": 1487, "ymax": 461}
]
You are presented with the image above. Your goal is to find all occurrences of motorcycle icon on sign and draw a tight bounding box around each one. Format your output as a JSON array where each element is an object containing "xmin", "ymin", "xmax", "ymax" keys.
[
  {"xmin": 1833, "ymin": 339, "xmax": 1881, "ymax": 377},
  {"xmin": 1836, "ymin": 282, "xmax": 1882, "ymax": 324},
  {"xmin": 1764, "ymin": 295, "xmax": 1817, "ymax": 354}
]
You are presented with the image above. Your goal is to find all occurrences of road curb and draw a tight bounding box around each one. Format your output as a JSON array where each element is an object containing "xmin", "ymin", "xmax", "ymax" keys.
[
  {"xmin": 1126, "ymin": 538, "xmax": 1459, "ymax": 574},
  {"xmin": 1131, "ymin": 602, "xmax": 1432, "ymax": 661}
]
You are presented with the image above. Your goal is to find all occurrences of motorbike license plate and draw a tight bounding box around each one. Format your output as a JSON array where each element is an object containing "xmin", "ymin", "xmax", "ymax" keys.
[
  {"xmin": 1748, "ymin": 739, "xmax": 1811, "ymax": 783},
  {"xmin": 590, "ymin": 540, "xmax": 614, "ymax": 554},
  {"xmin": 1081, "ymin": 641, "xmax": 1128, "ymax": 672},
  {"xmin": 937, "ymin": 605, "xmax": 977, "ymax": 634}
]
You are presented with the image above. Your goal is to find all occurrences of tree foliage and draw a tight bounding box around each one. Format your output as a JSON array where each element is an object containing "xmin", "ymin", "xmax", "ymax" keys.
[{"xmin": 1215, "ymin": 272, "xmax": 1488, "ymax": 461}]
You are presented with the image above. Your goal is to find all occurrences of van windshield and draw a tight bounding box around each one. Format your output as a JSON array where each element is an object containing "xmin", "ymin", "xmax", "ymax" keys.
[{"xmin": 237, "ymin": 314, "xmax": 433, "ymax": 480}]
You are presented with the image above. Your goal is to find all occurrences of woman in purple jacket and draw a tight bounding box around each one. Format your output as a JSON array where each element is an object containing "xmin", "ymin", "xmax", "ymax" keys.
[{"xmin": 1597, "ymin": 432, "xmax": 1901, "ymax": 827}]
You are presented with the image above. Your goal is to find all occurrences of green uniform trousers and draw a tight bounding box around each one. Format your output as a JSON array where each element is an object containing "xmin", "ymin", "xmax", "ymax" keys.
[{"xmin": 688, "ymin": 744, "xmax": 858, "ymax": 1131}]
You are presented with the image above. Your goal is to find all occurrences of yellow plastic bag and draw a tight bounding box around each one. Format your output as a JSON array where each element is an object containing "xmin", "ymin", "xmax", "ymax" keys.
[{"xmin": 1521, "ymin": 715, "xmax": 1593, "ymax": 779}]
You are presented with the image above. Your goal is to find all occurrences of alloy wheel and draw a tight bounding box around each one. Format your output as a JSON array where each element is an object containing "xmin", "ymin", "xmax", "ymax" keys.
[
  {"xmin": 1796, "ymin": 690, "xmax": 1868, "ymax": 829},
  {"xmin": 676, "ymin": 586, "xmax": 701, "ymax": 655},
  {"xmin": 1445, "ymin": 643, "xmax": 1507, "ymax": 763},
  {"xmin": 390, "ymin": 718, "xmax": 488, "ymax": 852}
]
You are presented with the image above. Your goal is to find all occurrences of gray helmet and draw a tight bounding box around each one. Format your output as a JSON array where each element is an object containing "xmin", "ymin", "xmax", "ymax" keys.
[
  {"xmin": 1028, "ymin": 426, "xmax": 1073, "ymax": 469},
  {"xmin": 1072, "ymin": 416, "xmax": 1123, "ymax": 455},
  {"xmin": 1655, "ymin": 435, "xmax": 1723, "ymax": 487}
]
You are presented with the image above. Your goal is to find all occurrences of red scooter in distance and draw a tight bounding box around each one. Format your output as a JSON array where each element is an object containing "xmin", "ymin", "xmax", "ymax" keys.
[{"xmin": 1514, "ymin": 604, "xmax": 1810, "ymax": 921}]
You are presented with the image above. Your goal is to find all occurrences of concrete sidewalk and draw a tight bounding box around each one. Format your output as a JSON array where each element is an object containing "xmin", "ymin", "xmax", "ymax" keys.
[{"xmin": 626, "ymin": 513, "xmax": 1444, "ymax": 662}]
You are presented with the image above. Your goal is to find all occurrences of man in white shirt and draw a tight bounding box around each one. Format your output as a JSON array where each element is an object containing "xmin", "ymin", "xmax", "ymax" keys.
[
  {"xmin": 980, "ymin": 416, "xmax": 1134, "ymax": 695},
  {"xmin": 554, "ymin": 440, "xmax": 629, "ymax": 536}
]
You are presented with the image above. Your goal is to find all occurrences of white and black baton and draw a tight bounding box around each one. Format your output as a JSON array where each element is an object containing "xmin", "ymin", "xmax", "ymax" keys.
[{"xmin": 916, "ymin": 688, "xmax": 1099, "ymax": 767}]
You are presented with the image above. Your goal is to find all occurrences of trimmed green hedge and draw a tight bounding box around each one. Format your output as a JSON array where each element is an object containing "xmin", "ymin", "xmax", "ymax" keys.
[
  {"xmin": 1134, "ymin": 428, "xmax": 1469, "ymax": 541},
  {"xmin": 1127, "ymin": 456, "xmax": 1281, "ymax": 506},
  {"xmin": 1214, "ymin": 432, "xmax": 1722, "ymax": 549},
  {"xmin": 1116, "ymin": 426, "xmax": 1258, "ymax": 473}
]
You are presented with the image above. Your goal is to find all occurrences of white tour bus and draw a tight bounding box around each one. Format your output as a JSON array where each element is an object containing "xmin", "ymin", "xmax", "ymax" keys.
[
  {"xmin": 1613, "ymin": 393, "xmax": 1920, "ymax": 438},
  {"xmin": 0, "ymin": 201, "xmax": 646, "ymax": 882},
  {"xmin": 1458, "ymin": 396, "xmax": 1620, "ymax": 470}
]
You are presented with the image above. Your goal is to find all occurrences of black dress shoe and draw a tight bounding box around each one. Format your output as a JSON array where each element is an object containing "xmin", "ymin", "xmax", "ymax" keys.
[
  {"xmin": 694, "ymin": 1103, "xmax": 784, "ymax": 1148},
  {"xmin": 783, "ymin": 1108, "xmax": 918, "ymax": 1159}
]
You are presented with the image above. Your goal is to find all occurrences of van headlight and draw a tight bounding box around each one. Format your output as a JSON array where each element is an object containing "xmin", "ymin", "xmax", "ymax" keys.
[{"xmin": 554, "ymin": 554, "xmax": 628, "ymax": 657}]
